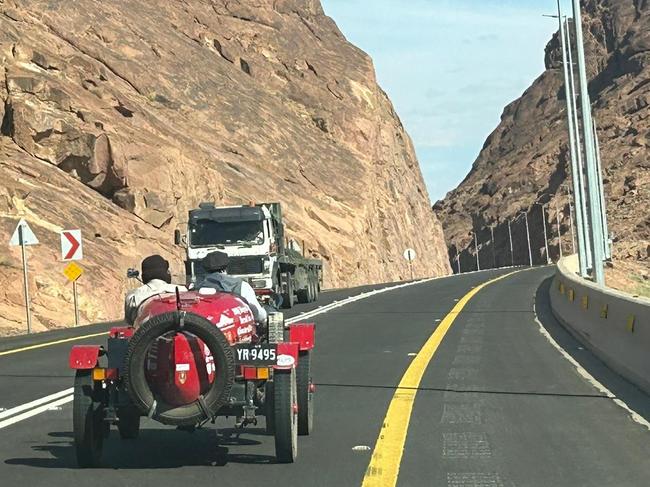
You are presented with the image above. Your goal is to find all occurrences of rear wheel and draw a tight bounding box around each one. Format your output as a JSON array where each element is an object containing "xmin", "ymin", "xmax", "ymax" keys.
[
  {"xmin": 309, "ymin": 276, "xmax": 318, "ymax": 302},
  {"xmin": 296, "ymin": 283, "xmax": 309, "ymax": 304},
  {"xmin": 73, "ymin": 370, "xmax": 104, "ymax": 468},
  {"xmin": 274, "ymin": 369, "xmax": 298, "ymax": 463},
  {"xmin": 296, "ymin": 351, "xmax": 314, "ymax": 435},
  {"xmin": 281, "ymin": 277, "xmax": 294, "ymax": 309}
]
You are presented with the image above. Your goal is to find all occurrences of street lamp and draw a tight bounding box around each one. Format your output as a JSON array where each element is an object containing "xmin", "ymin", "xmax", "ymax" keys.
[
  {"xmin": 507, "ymin": 219, "xmax": 515, "ymax": 267},
  {"xmin": 572, "ymin": 0, "xmax": 606, "ymax": 285},
  {"xmin": 474, "ymin": 231, "xmax": 481, "ymax": 271},
  {"xmin": 521, "ymin": 211, "xmax": 533, "ymax": 267},
  {"xmin": 537, "ymin": 203, "xmax": 551, "ymax": 265}
]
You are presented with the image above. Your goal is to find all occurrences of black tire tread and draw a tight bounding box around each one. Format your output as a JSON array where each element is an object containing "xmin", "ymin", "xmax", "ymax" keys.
[
  {"xmin": 73, "ymin": 370, "xmax": 104, "ymax": 468},
  {"xmin": 122, "ymin": 311, "xmax": 235, "ymax": 426},
  {"xmin": 296, "ymin": 351, "xmax": 313, "ymax": 435},
  {"xmin": 274, "ymin": 369, "xmax": 297, "ymax": 463}
]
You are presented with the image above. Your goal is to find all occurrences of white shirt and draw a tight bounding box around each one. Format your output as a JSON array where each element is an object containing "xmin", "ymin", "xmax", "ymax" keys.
[
  {"xmin": 239, "ymin": 280, "xmax": 268, "ymax": 324},
  {"xmin": 124, "ymin": 279, "xmax": 187, "ymax": 325}
]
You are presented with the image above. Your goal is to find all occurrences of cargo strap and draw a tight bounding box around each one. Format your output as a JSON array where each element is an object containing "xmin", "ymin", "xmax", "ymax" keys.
[
  {"xmin": 176, "ymin": 310, "xmax": 186, "ymax": 330},
  {"xmin": 196, "ymin": 394, "xmax": 211, "ymax": 421},
  {"xmin": 147, "ymin": 400, "xmax": 157, "ymax": 419}
]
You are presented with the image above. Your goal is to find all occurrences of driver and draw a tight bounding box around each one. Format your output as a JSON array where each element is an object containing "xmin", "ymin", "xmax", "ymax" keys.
[
  {"xmin": 124, "ymin": 255, "xmax": 186, "ymax": 325},
  {"xmin": 196, "ymin": 251, "xmax": 267, "ymax": 324}
]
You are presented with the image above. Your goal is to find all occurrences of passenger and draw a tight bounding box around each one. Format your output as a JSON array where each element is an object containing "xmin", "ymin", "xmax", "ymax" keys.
[
  {"xmin": 197, "ymin": 251, "xmax": 267, "ymax": 324},
  {"xmin": 124, "ymin": 255, "xmax": 186, "ymax": 325}
]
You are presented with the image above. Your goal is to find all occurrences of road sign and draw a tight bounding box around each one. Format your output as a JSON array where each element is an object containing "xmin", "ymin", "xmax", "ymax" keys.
[
  {"xmin": 9, "ymin": 219, "xmax": 38, "ymax": 246},
  {"xmin": 403, "ymin": 248, "xmax": 417, "ymax": 262},
  {"xmin": 63, "ymin": 262, "xmax": 84, "ymax": 282},
  {"xmin": 61, "ymin": 229, "xmax": 83, "ymax": 261}
]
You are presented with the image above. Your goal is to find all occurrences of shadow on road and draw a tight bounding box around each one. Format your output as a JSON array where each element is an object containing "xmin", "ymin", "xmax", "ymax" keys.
[
  {"xmin": 4, "ymin": 427, "xmax": 276, "ymax": 469},
  {"xmin": 534, "ymin": 276, "xmax": 650, "ymax": 423}
]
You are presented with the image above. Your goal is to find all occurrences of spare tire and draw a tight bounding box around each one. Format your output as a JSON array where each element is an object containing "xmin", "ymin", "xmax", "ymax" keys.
[{"xmin": 122, "ymin": 311, "xmax": 235, "ymax": 426}]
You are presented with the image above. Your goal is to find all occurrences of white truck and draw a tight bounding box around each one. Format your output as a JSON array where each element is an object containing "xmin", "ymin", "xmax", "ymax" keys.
[{"xmin": 175, "ymin": 202, "xmax": 322, "ymax": 308}]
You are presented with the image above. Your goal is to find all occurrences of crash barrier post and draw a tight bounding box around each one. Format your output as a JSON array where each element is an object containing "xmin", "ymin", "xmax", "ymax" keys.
[{"xmin": 549, "ymin": 254, "xmax": 650, "ymax": 394}]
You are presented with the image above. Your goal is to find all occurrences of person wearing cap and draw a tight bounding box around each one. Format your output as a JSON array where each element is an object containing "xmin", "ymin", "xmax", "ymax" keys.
[
  {"xmin": 197, "ymin": 251, "xmax": 267, "ymax": 324},
  {"xmin": 124, "ymin": 255, "xmax": 186, "ymax": 325}
]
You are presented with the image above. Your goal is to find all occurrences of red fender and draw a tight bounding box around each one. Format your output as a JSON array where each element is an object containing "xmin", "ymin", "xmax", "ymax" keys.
[
  {"xmin": 69, "ymin": 345, "xmax": 102, "ymax": 369},
  {"xmin": 274, "ymin": 342, "xmax": 300, "ymax": 370},
  {"xmin": 289, "ymin": 323, "xmax": 315, "ymax": 351}
]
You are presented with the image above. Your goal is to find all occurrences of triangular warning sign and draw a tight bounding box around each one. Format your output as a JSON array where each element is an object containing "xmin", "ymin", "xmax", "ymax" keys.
[{"xmin": 9, "ymin": 218, "xmax": 39, "ymax": 246}]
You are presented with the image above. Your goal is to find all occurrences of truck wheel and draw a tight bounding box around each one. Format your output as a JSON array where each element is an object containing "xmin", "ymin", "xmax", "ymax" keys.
[
  {"xmin": 296, "ymin": 284, "xmax": 309, "ymax": 304},
  {"xmin": 309, "ymin": 276, "xmax": 318, "ymax": 302},
  {"xmin": 274, "ymin": 368, "xmax": 298, "ymax": 463},
  {"xmin": 73, "ymin": 369, "xmax": 104, "ymax": 468},
  {"xmin": 312, "ymin": 276, "xmax": 320, "ymax": 301},
  {"xmin": 117, "ymin": 407, "xmax": 140, "ymax": 439},
  {"xmin": 296, "ymin": 351, "xmax": 314, "ymax": 435},
  {"xmin": 281, "ymin": 279, "xmax": 294, "ymax": 309},
  {"xmin": 265, "ymin": 380, "xmax": 275, "ymax": 435}
]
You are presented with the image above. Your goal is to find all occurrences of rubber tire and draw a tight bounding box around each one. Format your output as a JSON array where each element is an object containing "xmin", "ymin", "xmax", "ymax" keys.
[
  {"xmin": 117, "ymin": 407, "xmax": 141, "ymax": 439},
  {"xmin": 296, "ymin": 351, "xmax": 314, "ymax": 435},
  {"xmin": 265, "ymin": 380, "xmax": 275, "ymax": 435},
  {"xmin": 309, "ymin": 276, "xmax": 318, "ymax": 303},
  {"xmin": 296, "ymin": 284, "xmax": 309, "ymax": 304},
  {"xmin": 122, "ymin": 311, "xmax": 235, "ymax": 426},
  {"xmin": 314, "ymin": 275, "xmax": 320, "ymax": 302},
  {"xmin": 73, "ymin": 370, "xmax": 104, "ymax": 468},
  {"xmin": 274, "ymin": 369, "xmax": 298, "ymax": 463},
  {"xmin": 281, "ymin": 278, "xmax": 294, "ymax": 309}
]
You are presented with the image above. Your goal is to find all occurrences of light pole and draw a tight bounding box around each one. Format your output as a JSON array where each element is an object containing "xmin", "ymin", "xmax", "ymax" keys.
[
  {"xmin": 566, "ymin": 185, "xmax": 576, "ymax": 254},
  {"xmin": 565, "ymin": 16, "xmax": 592, "ymax": 274},
  {"xmin": 490, "ymin": 226, "xmax": 496, "ymax": 269},
  {"xmin": 592, "ymin": 119, "xmax": 611, "ymax": 260},
  {"xmin": 508, "ymin": 219, "xmax": 515, "ymax": 267},
  {"xmin": 523, "ymin": 211, "xmax": 533, "ymax": 267},
  {"xmin": 556, "ymin": 203, "xmax": 563, "ymax": 260},
  {"xmin": 474, "ymin": 232, "xmax": 480, "ymax": 271},
  {"xmin": 572, "ymin": 0, "xmax": 605, "ymax": 285},
  {"xmin": 456, "ymin": 250, "xmax": 461, "ymax": 274},
  {"xmin": 539, "ymin": 204, "xmax": 551, "ymax": 264},
  {"xmin": 555, "ymin": 4, "xmax": 588, "ymax": 277}
]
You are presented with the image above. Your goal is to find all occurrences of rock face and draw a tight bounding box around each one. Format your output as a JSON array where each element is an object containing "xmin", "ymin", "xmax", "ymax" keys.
[
  {"xmin": 0, "ymin": 0, "xmax": 450, "ymax": 334},
  {"xmin": 437, "ymin": 0, "xmax": 650, "ymax": 273}
]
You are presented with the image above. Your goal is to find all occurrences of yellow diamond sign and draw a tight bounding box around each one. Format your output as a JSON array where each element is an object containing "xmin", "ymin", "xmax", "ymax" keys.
[{"xmin": 63, "ymin": 262, "xmax": 83, "ymax": 282}]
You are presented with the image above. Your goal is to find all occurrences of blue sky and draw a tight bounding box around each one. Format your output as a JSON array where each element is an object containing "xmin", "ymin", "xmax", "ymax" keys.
[{"xmin": 321, "ymin": 0, "xmax": 574, "ymax": 202}]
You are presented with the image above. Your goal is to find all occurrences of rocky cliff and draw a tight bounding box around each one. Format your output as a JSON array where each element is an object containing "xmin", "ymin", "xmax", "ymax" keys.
[
  {"xmin": 0, "ymin": 0, "xmax": 450, "ymax": 335},
  {"xmin": 437, "ymin": 0, "xmax": 649, "ymax": 277}
]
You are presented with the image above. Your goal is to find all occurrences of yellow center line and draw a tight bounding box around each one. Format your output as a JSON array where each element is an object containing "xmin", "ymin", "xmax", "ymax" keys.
[
  {"xmin": 0, "ymin": 331, "xmax": 109, "ymax": 357},
  {"xmin": 361, "ymin": 271, "xmax": 520, "ymax": 487}
]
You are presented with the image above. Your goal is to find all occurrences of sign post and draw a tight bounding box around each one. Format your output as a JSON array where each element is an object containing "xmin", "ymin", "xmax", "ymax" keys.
[
  {"xmin": 61, "ymin": 230, "xmax": 83, "ymax": 327},
  {"xmin": 63, "ymin": 262, "xmax": 84, "ymax": 326},
  {"xmin": 9, "ymin": 219, "xmax": 39, "ymax": 334},
  {"xmin": 403, "ymin": 248, "xmax": 417, "ymax": 280}
]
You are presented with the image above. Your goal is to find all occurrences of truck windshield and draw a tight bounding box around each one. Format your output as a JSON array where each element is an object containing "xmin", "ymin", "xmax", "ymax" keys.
[{"xmin": 190, "ymin": 219, "xmax": 264, "ymax": 246}]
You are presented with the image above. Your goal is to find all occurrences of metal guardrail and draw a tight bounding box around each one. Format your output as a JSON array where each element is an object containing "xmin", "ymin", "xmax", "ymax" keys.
[{"xmin": 549, "ymin": 255, "xmax": 650, "ymax": 394}]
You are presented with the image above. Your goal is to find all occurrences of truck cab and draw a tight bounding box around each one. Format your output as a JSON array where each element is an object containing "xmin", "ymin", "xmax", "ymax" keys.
[
  {"xmin": 176, "ymin": 202, "xmax": 322, "ymax": 308},
  {"xmin": 176, "ymin": 203, "xmax": 283, "ymax": 293}
]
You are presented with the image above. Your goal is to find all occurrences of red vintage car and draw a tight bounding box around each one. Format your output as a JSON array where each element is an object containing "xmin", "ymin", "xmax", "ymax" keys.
[{"xmin": 68, "ymin": 287, "xmax": 315, "ymax": 467}]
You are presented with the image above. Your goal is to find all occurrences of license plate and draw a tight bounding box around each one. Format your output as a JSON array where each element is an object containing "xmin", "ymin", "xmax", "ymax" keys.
[{"xmin": 234, "ymin": 343, "xmax": 277, "ymax": 365}]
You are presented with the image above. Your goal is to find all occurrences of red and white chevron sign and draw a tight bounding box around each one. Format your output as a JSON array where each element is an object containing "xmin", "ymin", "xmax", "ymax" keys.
[{"xmin": 61, "ymin": 229, "xmax": 83, "ymax": 261}]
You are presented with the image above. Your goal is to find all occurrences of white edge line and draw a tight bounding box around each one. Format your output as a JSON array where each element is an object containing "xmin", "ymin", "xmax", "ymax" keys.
[
  {"xmin": 533, "ymin": 301, "xmax": 650, "ymax": 430},
  {"xmin": 0, "ymin": 387, "xmax": 74, "ymax": 420},
  {"xmin": 0, "ymin": 395, "xmax": 73, "ymax": 429}
]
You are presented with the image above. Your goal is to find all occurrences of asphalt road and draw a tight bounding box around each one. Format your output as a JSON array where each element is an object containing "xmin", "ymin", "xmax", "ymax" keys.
[{"xmin": 1, "ymin": 268, "xmax": 649, "ymax": 486}]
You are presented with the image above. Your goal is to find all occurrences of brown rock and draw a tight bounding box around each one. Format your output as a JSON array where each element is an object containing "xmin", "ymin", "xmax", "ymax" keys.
[{"xmin": 0, "ymin": 0, "xmax": 450, "ymax": 334}]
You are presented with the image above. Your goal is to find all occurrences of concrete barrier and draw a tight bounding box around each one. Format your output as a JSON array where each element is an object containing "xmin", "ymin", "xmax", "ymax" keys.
[{"xmin": 550, "ymin": 255, "xmax": 650, "ymax": 394}]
